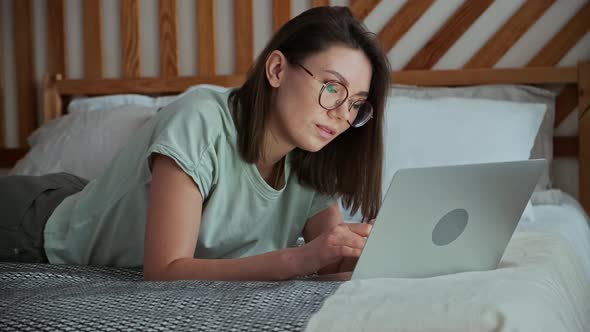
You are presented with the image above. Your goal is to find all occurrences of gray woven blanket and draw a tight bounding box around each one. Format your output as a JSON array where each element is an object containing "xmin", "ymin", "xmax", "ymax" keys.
[{"xmin": 0, "ymin": 263, "xmax": 341, "ymax": 331}]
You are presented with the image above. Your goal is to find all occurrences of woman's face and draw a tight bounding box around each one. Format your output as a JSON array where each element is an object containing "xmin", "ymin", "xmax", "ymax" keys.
[{"xmin": 267, "ymin": 45, "xmax": 373, "ymax": 153}]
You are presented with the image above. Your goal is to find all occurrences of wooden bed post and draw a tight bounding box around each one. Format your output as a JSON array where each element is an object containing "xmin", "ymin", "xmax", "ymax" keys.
[
  {"xmin": 43, "ymin": 74, "xmax": 63, "ymax": 123},
  {"xmin": 578, "ymin": 61, "xmax": 590, "ymax": 217}
]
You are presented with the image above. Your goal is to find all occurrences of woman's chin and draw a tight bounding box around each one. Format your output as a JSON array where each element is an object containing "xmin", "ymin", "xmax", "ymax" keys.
[{"xmin": 298, "ymin": 140, "xmax": 328, "ymax": 153}]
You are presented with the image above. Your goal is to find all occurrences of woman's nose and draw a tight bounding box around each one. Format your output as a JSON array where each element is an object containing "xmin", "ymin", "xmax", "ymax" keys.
[{"xmin": 327, "ymin": 101, "xmax": 350, "ymax": 122}]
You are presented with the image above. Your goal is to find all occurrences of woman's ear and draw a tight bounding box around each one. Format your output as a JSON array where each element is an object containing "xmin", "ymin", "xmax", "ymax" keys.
[{"xmin": 265, "ymin": 50, "xmax": 287, "ymax": 88}]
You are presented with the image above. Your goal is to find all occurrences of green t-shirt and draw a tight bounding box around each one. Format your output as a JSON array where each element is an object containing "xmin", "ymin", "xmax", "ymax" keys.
[{"xmin": 44, "ymin": 88, "xmax": 336, "ymax": 267}]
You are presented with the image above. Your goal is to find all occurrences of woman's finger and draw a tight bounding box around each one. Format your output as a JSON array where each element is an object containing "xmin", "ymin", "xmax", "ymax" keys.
[
  {"xmin": 345, "ymin": 223, "xmax": 372, "ymax": 237},
  {"xmin": 339, "ymin": 245, "xmax": 363, "ymax": 258},
  {"xmin": 327, "ymin": 229, "xmax": 366, "ymax": 251}
]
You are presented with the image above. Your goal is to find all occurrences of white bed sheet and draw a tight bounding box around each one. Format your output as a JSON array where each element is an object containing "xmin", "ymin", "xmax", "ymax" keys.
[{"xmin": 306, "ymin": 193, "xmax": 590, "ymax": 332}]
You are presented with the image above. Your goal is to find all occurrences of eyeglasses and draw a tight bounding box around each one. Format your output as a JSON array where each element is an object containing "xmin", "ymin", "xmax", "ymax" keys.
[{"xmin": 296, "ymin": 64, "xmax": 373, "ymax": 128}]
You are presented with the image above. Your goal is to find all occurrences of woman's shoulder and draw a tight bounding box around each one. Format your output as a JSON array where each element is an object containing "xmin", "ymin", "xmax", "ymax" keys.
[
  {"xmin": 177, "ymin": 86, "xmax": 232, "ymax": 106},
  {"xmin": 166, "ymin": 87, "xmax": 233, "ymax": 118},
  {"xmin": 154, "ymin": 87, "xmax": 237, "ymax": 139}
]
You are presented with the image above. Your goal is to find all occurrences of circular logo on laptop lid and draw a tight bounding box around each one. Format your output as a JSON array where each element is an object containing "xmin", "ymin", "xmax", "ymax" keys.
[{"xmin": 432, "ymin": 208, "xmax": 469, "ymax": 246}]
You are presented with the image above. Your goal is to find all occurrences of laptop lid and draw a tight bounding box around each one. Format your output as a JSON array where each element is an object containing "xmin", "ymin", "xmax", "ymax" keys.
[{"xmin": 351, "ymin": 159, "xmax": 545, "ymax": 280}]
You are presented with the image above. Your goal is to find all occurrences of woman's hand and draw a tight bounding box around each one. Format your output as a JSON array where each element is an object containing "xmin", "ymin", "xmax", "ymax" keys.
[{"xmin": 298, "ymin": 223, "xmax": 372, "ymax": 276}]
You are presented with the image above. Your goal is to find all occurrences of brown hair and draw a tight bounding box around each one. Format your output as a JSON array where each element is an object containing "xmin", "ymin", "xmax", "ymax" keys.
[{"xmin": 230, "ymin": 6, "xmax": 391, "ymax": 220}]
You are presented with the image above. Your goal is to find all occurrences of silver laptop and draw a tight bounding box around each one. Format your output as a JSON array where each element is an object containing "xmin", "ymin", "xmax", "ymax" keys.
[{"xmin": 351, "ymin": 159, "xmax": 546, "ymax": 280}]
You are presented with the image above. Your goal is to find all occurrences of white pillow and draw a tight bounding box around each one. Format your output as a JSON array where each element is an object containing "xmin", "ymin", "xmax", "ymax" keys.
[
  {"xmin": 66, "ymin": 84, "xmax": 231, "ymax": 113},
  {"xmin": 11, "ymin": 105, "xmax": 157, "ymax": 180},
  {"xmin": 14, "ymin": 85, "xmax": 232, "ymax": 180},
  {"xmin": 27, "ymin": 96, "xmax": 158, "ymax": 147},
  {"xmin": 382, "ymin": 96, "xmax": 545, "ymax": 192},
  {"xmin": 390, "ymin": 84, "xmax": 556, "ymax": 192},
  {"xmin": 342, "ymin": 96, "xmax": 546, "ymax": 223},
  {"xmin": 68, "ymin": 94, "xmax": 157, "ymax": 113}
]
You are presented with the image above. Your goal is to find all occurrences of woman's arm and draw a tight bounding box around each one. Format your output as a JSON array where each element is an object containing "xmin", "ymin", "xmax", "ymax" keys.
[
  {"xmin": 144, "ymin": 154, "xmax": 369, "ymax": 281},
  {"xmin": 144, "ymin": 154, "xmax": 306, "ymax": 281}
]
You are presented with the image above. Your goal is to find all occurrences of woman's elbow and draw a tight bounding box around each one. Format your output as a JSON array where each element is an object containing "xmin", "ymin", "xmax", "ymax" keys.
[
  {"xmin": 143, "ymin": 265, "xmax": 168, "ymax": 281},
  {"xmin": 143, "ymin": 260, "xmax": 177, "ymax": 281}
]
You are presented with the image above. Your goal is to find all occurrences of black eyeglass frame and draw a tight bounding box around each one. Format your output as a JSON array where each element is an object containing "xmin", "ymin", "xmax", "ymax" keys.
[{"xmin": 296, "ymin": 63, "xmax": 373, "ymax": 128}]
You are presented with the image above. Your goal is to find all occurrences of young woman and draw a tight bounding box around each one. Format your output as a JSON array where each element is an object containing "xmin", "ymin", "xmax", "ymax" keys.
[{"xmin": 0, "ymin": 6, "xmax": 391, "ymax": 281}]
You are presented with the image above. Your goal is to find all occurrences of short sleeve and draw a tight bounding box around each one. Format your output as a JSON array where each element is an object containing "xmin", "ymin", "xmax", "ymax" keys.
[
  {"xmin": 307, "ymin": 192, "xmax": 338, "ymax": 219},
  {"xmin": 146, "ymin": 92, "xmax": 222, "ymax": 199}
]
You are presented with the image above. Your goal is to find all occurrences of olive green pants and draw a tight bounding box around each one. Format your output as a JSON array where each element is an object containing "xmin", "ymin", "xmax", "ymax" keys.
[{"xmin": 0, "ymin": 173, "xmax": 88, "ymax": 263}]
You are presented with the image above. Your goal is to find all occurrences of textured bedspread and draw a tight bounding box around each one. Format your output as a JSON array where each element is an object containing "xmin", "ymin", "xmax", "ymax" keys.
[{"xmin": 0, "ymin": 263, "xmax": 340, "ymax": 331}]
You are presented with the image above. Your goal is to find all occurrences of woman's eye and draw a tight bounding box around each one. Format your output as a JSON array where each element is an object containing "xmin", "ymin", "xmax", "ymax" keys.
[{"xmin": 326, "ymin": 84, "xmax": 338, "ymax": 93}]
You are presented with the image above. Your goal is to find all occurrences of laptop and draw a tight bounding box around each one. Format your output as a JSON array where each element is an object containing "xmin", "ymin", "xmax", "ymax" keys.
[{"xmin": 351, "ymin": 159, "xmax": 546, "ymax": 280}]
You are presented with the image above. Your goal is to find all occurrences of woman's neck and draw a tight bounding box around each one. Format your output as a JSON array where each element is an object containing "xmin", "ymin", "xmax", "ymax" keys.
[
  {"xmin": 256, "ymin": 156, "xmax": 285, "ymax": 188},
  {"xmin": 256, "ymin": 126, "xmax": 291, "ymax": 188},
  {"xmin": 258, "ymin": 122, "xmax": 292, "ymax": 167}
]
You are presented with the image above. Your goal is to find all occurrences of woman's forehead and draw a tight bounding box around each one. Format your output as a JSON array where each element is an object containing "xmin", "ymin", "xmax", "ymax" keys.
[{"xmin": 304, "ymin": 46, "xmax": 372, "ymax": 92}]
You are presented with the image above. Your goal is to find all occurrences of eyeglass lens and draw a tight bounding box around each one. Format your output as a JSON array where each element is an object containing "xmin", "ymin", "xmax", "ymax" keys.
[{"xmin": 320, "ymin": 81, "xmax": 372, "ymax": 127}]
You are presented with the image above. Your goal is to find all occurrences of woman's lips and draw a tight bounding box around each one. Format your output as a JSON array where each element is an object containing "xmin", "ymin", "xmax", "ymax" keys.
[{"xmin": 317, "ymin": 125, "xmax": 335, "ymax": 139}]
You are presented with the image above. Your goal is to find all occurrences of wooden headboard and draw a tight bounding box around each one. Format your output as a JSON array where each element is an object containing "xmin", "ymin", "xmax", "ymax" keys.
[{"xmin": 2, "ymin": 0, "xmax": 589, "ymax": 215}]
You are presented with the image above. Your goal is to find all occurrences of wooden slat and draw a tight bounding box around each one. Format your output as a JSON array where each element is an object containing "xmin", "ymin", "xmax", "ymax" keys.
[
  {"xmin": 121, "ymin": 0, "xmax": 141, "ymax": 78},
  {"xmin": 350, "ymin": 0, "xmax": 381, "ymax": 21},
  {"xmin": 83, "ymin": 0, "xmax": 103, "ymax": 79},
  {"xmin": 527, "ymin": 2, "xmax": 590, "ymax": 67},
  {"xmin": 0, "ymin": 148, "xmax": 29, "ymax": 168},
  {"xmin": 54, "ymin": 76, "xmax": 246, "ymax": 95},
  {"xmin": 391, "ymin": 67, "xmax": 577, "ymax": 86},
  {"xmin": 579, "ymin": 62, "xmax": 590, "ymax": 218},
  {"xmin": 311, "ymin": 0, "xmax": 330, "ymax": 7},
  {"xmin": 159, "ymin": 0, "xmax": 179, "ymax": 77},
  {"xmin": 404, "ymin": 0, "xmax": 494, "ymax": 70},
  {"xmin": 198, "ymin": 0, "xmax": 215, "ymax": 76},
  {"xmin": 553, "ymin": 136, "xmax": 578, "ymax": 157},
  {"xmin": 49, "ymin": 67, "xmax": 576, "ymax": 97},
  {"xmin": 46, "ymin": 0, "xmax": 68, "ymax": 77},
  {"xmin": 378, "ymin": 0, "xmax": 434, "ymax": 52},
  {"xmin": 272, "ymin": 0, "xmax": 291, "ymax": 33},
  {"xmin": 0, "ymin": 2, "xmax": 4, "ymax": 148},
  {"xmin": 555, "ymin": 84, "xmax": 578, "ymax": 127},
  {"xmin": 234, "ymin": 0, "xmax": 253, "ymax": 74},
  {"xmin": 14, "ymin": 0, "xmax": 37, "ymax": 146},
  {"xmin": 43, "ymin": 74, "xmax": 63, "ymax": 123},
  {"xmin": 465, "ymin": 0, "xmax": 555, "ymax": 68}
]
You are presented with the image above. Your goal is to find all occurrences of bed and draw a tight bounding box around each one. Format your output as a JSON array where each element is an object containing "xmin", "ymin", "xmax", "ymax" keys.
[
  {"xmin": 2, "ymin": 1, "xmax": 590, "ymax": 331},
  {"xmin": 1, "ymin": 194, "xmax": 588, "ymax": 331}
]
